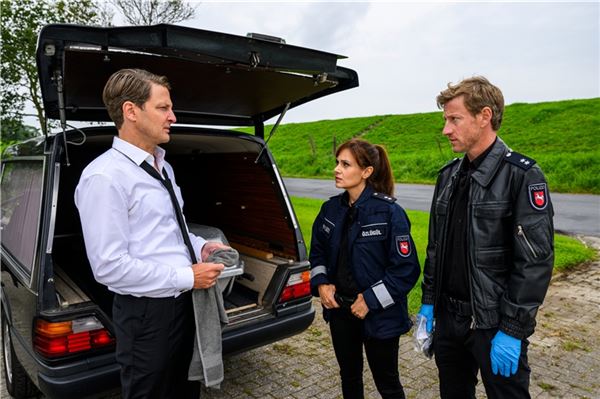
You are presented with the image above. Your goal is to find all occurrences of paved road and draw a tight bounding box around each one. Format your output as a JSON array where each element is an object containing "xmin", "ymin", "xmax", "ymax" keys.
[{"xmin": 284, "ymin": 177, "xmax": 600, "ymax": 237}]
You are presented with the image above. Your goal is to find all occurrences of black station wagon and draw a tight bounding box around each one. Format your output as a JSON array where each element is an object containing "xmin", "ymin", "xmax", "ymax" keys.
[{"xmin": 1, "ymin": 23, "xmax": 358, "ymax": 398}]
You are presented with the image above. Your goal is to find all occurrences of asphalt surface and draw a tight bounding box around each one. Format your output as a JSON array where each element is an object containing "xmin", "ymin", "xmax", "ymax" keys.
[{"xmin": 284, "ymin": 177, "xmax": 600, "ymax": 237}]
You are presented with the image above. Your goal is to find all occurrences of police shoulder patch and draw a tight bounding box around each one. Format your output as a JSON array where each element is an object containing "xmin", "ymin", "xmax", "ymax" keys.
[
  {"xmin": 396, "ymin": 235, "xmax": 412, "ymax": 257},
  {"xmin": 504, "ymin": 150, "xmax": 536, "ymax": 170},
  {"xmin": 372, "ymin": 192, "xmax": 396, "ymax": 203},
  {"xmin": 528, "ymin": 182, "xmax": 549, "ymax": 211}
]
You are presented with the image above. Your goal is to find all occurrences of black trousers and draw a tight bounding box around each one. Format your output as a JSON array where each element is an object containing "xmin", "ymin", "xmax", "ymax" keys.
[
  {"xmin": 329, "ymin": 308, "xmax": 405, "ymax": 399},
  {"xmin": 112, "ymin": 292, "xmax": 200, "ymax": 399},
  {"xmin": 433, "ymin": 297, "xmax": 531, "ymax": 399}
]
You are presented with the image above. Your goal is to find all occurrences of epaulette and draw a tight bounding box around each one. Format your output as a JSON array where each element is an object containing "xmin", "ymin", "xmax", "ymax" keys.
[
  {"xmin": 372, "ymin": 192, "xmax": 396, "ymax": 203},
  {"xmin": 439, "ymin": 157, "xmax": 460, "ymax": 172},
  {"xmin": 504, "ymin": 150, "xmax": 536, "ymax": 170}
]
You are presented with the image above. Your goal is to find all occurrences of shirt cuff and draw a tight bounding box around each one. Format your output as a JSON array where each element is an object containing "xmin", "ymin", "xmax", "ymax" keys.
[
  {"xmin": 175, "ymin": 266, "xmax": 195, "ymax": 292},
  {"xmin": 190, "ymin": 234, "xmax": 207, "ymax": 262}
]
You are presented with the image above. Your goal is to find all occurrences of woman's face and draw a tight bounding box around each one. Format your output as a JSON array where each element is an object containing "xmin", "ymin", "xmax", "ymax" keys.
[{"xmin": 334, "ymin": 148, "xmax": 371, "ymax": 193}]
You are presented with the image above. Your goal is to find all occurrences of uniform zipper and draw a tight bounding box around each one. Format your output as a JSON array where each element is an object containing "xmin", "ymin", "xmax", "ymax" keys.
[
  {"xmin": 466, "ymin": 179, "xmax": 478, "ymax": 329},
  {"xmin": 517, "ymin": 225, "xmax": 538, "ymax": 258}
]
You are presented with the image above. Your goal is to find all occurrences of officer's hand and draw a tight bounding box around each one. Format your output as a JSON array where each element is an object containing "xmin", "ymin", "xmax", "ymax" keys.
[
  {"xmin": 192, "ymin": 262, "xmax": 225, "ymax": 289},
  {"xmin": 350, "ymin": 293, "xmax": 369, "ymax": 319},
  {"xmin": 417, "ymin": 304, "xmax": 434, "ymax": 333},
  {"xmin": 490, "ymin": 330, "xmax": 521, "ymax": 377},
  {"xmin": 318, "ymin": 284, "xmax": 339, "ymax": 309},
  {"xmin": 201, "ymin": 241, "xmax": 230, "ymax": 261}
]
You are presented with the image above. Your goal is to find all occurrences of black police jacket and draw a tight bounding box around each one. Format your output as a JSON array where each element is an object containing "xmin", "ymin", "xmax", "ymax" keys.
[
  {"xmin": 310, "ymin": 185, "xmax": 421, "ymax": 339},
  {"xmin": 421, "ymin": 138, "xmax": 555, "ymax": 340}
]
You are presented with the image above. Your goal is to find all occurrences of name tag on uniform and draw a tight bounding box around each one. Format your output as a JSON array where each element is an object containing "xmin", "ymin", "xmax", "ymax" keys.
[
  {"xmin": 321, "ymin": 217, "xmax": 335, "ymax": 237},
  {"xmin": 358, "ymin": 223, "xmax": 388, "ymax": 241}
]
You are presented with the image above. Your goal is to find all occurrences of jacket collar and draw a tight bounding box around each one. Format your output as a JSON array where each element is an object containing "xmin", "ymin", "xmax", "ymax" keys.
[
  {"xmin": 456, "ymin": 137, "xmax": 509, "ymax": 188},
  {"xmin": 355, "ymin": 184, "xmax": 375, "ymax": 207},
  {"xmin": 339, "ymin": 184, "xmax": 375, "ymax": 208}
]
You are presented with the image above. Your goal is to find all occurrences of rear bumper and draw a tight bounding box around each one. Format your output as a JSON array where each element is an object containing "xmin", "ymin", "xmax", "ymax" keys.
[
  {"xmin": 19, "ymin": 302, "xmax": 313, "ymax": 398},
  {"xmin": 223, "ymin": 301, "xmax": 315, "ymax": 355},
  {"xmin": 38, "ymin": 362, "xmax": 120, "ymax": 399}
]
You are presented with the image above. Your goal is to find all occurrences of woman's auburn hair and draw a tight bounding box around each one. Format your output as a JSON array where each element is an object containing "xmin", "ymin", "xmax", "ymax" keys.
[{"xmin": 336, "ymin": 138, "xmax": 395, "ymax": 197}]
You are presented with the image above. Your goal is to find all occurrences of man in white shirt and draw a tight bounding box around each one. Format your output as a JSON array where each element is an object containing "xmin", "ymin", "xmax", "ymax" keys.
[{"xmin": 75, "ymin": 68, "xmax": 225, "ymax": 399}]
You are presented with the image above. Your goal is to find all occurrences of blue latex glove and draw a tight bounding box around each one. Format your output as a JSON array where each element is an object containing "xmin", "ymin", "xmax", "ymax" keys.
[
  {"xmin": 417, "ymin": 304, "xmax": 434, "ymax": 333},
  {"xmin": 490, "ymin": 331, "xmax": 521, "ymax": 377}
]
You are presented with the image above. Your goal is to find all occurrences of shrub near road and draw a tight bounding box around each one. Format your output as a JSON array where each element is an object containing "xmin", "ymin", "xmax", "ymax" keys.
[
  {"xmin": 268, "ymin": 98, "xmax": 600, "ymax": 194},
  {"xmin": 291, "ymin": 196, "xmax": 597, "ymax": 315}
]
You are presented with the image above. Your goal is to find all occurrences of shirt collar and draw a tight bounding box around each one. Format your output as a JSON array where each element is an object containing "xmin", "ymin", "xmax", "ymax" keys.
[{"xmin": 112, "ymin": 137, "xmax": 166, "ymax": 171}]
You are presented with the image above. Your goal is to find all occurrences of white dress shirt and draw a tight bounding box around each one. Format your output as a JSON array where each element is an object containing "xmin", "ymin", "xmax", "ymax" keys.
[{"xmin": 75, "ymin": 137, "xmax": 206, "ymax": 297}]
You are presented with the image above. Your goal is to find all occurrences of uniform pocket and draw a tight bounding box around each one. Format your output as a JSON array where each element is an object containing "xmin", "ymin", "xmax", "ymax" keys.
[
  {"xmin": 474, "ymin": 248, "xmax": 510, "ymax": 304},
  {"xmin": 435, "ymin": 200, "xmax": 448, "ymax": 216},
  {"xmin": 473, "ymin": 201, "xmax": 512, "ymax": 218},
  {"xmin": 516, "ymin": 218, "xmax": 552, "ymax": 260},
  {"xmin": 476, "ymin": 247, "xmax": 511, "ymax": 269},
  {"xmin": 472, "ymin": 201, "xmax": 513, "ymax": 249}
]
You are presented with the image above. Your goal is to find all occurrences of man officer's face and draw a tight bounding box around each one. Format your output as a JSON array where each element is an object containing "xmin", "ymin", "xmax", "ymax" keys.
[{"xmin": 442, "ymin": 95, "xmax": 486, "ymax": 160}]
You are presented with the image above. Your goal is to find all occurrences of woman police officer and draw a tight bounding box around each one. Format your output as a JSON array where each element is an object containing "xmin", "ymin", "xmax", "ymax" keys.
[{"xmin": 309, "ymin": 138, "xmax": 420, "ymax": 399}]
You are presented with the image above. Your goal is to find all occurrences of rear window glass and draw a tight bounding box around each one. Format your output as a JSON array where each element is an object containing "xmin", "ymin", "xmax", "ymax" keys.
[{"xmin": 1, "ymin": 160, "xmax": 44, "ymax": 273}]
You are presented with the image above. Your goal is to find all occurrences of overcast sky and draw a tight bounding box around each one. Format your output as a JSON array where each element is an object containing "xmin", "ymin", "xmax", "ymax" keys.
[{"xmin": 179, "ymin": 1, "xmax": 599, "ymax": 124}]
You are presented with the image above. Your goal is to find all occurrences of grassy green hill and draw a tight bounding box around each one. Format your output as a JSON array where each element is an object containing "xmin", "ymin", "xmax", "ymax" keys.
[{"xmin": 263, "ymin": 98, "xmax": 600, "ymax": 194}]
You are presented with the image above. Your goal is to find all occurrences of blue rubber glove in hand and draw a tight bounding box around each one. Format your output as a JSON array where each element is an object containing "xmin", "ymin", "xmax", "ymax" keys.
[
  {"xmin": 417, "ymin": 304, "xmax": 434, "ymax": 333},
  {"xmin": 490, "ymin": 330, "xmax": 521, "ymax": 377}
]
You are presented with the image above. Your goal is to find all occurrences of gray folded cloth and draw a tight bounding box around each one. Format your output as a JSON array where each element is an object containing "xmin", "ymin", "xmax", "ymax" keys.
[{"xmin": 188, "ymin": 248, "xmax": 239, "ymax": 388}]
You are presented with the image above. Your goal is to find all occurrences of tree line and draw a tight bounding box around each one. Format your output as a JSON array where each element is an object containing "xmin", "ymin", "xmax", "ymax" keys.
[{"xmin": 1, "ymin": 0, "xmax": 197, "ymax": 143}]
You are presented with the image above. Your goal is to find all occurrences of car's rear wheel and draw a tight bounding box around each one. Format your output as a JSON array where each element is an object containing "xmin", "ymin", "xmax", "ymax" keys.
[{"xmin": 2, "ymin": 313, "xmax": 39, "ymax": 398}]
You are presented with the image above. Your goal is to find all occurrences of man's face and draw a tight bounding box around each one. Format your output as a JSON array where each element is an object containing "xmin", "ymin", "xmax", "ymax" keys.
[
  {"xmin": 135, "ymin": 83, "xmax": 176, "ymax": 147},
  {"xmin": 442, "ymin": 96, "xmax": 484, "ymax": 157}
]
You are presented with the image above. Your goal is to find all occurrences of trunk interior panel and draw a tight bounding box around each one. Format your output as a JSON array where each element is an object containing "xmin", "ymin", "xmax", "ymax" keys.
[{"xmin": 50, "ymin": 130, "xmax": 301, "ymax": 329}]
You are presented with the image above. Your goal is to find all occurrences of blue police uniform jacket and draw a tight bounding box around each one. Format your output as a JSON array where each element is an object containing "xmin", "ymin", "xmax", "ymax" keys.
[{"xmin": 309, "ymin": 185, "xmax": 421, "ymax": 339}]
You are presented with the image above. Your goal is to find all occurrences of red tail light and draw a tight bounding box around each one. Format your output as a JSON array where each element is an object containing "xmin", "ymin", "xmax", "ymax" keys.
[
  {"xmin": 91, "ymin": 329, "xmax": 113, "ymax": 346},
  {"xmin": 278, "ymin": 270, "xmax": 311, "ymax": 303},
  {"xmin": 34, "ymin": 316, "xmax": 115, "ymax": 358}
]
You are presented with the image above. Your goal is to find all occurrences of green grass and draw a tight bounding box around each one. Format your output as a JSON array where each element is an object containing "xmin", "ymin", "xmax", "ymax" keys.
[
  {"xmin": 554, "ymin": 235, "xmax": 597, "ymax": 271},
  {"xmin": 292, "ymin": 196, "xmax": 597, "ymax": 315},
  {"xmin": 561, "ymin": 339, "xmax": 591, "ymax": 352},
  {"xmin": 269, "ymin": 98, "xmax": 600, "ymax": 194}
]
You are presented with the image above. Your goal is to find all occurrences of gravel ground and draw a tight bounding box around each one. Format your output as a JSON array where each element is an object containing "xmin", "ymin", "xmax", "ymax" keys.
[{"xmin": 3, "ymin": 236, "xmax": 599, "ymax": 398}]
